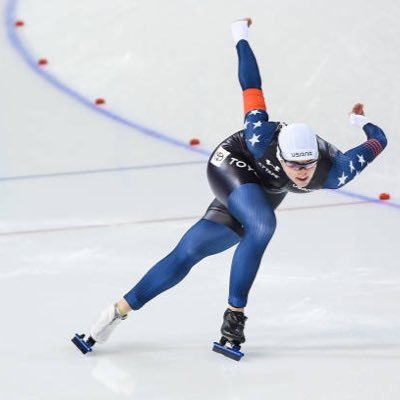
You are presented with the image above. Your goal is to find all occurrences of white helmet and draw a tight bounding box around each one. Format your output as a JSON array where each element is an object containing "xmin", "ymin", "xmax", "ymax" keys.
[{"xmin": 277, "ymin": 123, "xmax": 319, "ymax": 162}]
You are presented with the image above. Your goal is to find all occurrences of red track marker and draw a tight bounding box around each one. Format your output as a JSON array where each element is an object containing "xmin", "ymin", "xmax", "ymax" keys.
[
  {"xmin": 189, "ymin": 138, "xmax": 200, "ymax": 146},
  {"xmin": 38, "ymin": 58, "xmax": 48, "ymax": 66}
]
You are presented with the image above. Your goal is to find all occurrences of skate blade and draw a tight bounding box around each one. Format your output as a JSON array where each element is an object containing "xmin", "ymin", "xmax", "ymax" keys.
[
  {"xmin": 212, "ymin": 341, "xmax": 244, "ymax": 361},
  {"xmin": 71, "ymin": 334, "xmax": 93, "ymax": 355}
]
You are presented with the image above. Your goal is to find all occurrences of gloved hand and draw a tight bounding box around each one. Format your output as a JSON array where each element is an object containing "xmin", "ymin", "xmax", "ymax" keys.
[
  {"xmin": 231, "ymin": 18, "xmax": 252, "ymax": 45},
  {"xmin": 349, "ymin": 103, "xmax": 370, "ymax": 128}
]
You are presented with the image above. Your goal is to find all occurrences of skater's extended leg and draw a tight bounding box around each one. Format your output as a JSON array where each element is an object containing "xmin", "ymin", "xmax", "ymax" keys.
[
  {"xmin": 73, "ymin": 219, "xmax": 240, "ymax": 352},
  {"xmin": 123, "ymin": 218, "xmax": 240, "ymax": 310},
  {"xmin": 72, "ymin": 218, "xmax": 240, "ymax": 353}
]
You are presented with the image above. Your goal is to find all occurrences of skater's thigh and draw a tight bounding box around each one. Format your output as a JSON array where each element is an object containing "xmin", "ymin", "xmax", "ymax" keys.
[
  {"xmin": 227, "ymin": 183, "xmax": 277, "ymax": 233},
  {"xmin": 176, "ymin": 218, "xmax": 241, "ymax": 257}
]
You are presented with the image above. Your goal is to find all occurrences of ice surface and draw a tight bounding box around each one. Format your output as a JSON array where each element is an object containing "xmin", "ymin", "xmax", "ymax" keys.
[{"xmin": 0, "ymin": 0, "xmax": 399, "ymax": 399}]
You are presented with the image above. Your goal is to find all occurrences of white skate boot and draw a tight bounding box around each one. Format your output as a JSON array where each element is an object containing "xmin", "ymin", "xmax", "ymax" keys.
[
  {"xmin": 72, "ymin": 304, "xmax": 127, "ymax": 354},
  {"xmin": 90, "ymin": 304, "xmax": 128, "ymax": 343}
]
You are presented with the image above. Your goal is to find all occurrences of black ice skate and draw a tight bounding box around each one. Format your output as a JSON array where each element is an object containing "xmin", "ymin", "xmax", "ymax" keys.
[{"xmin": 212, "ymin": 308, "xmax": 247, "ymax": 361}]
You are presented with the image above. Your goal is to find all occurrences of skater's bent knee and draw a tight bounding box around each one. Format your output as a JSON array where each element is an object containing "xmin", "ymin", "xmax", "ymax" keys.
[{"xmin": 247, "ymin": 216, "xmax": 276, "ymax": 246}]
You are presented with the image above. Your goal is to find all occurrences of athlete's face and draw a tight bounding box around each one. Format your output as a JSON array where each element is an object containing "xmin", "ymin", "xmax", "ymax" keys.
[{"xmin": 280, "ymin": 159, "xmax": 318, "ymax": 188}]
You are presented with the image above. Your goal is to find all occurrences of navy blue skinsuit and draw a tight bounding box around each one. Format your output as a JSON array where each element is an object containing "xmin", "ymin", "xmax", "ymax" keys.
[{"xmin": 124, "ymin": 39, "xmax": 387, "ymax": 310}]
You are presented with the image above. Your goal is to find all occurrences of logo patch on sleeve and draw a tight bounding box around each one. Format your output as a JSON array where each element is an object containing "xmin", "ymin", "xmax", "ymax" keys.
[{"xmin": 210, "ymin": 146, "xmax": 231, "ymax": 167}]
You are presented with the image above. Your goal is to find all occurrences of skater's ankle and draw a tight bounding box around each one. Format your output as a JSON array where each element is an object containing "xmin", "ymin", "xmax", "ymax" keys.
[
  {"xmin": 227, "ymin": 305, "xmax": 245, "ymax": 313},
  {"xmin": 116, "ymin": 299, "xmax": 132, "ymax": 316}
]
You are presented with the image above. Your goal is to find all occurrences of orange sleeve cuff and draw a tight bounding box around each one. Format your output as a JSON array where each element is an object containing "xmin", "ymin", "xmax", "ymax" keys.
[{"xmin": 243, "ymin": 88, "xmax": 267, "ymax": 114}]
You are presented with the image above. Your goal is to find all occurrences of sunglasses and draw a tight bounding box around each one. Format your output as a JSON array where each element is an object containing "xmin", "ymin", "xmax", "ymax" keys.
[
  {"xmin": 282, "ymin": 159, "xmax": 318, "ymax": 170},
  {"xmin": 276, "ymin": 146, "xmax": 318, "ymax": 170}
]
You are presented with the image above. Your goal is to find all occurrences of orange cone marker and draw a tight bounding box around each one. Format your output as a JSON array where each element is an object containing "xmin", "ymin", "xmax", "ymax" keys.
[
  {"xmin": 38, "ymin": 58, "xmax": 48, "ymax": 66},
  {"xmin": 95, "ymin": 98, "xmax": 106, "ymax": 105},
  {"xmin": 189, "ymin": 138, "xmax": 200, "ymax": 146}
]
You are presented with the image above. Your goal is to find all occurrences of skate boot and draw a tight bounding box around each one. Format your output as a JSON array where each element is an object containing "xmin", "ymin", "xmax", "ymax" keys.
[
  {"xmin": 72, "ymin": 304, "xmax": 127, "ymax": 354},
  {"xmin": 212, "ymin": 308, "xmax": 247, "ymax": 361}
]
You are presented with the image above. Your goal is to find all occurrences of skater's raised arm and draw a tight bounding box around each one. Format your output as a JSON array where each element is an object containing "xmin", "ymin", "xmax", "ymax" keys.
[
  {"xmin": 231, "ymin": 18, "xmax": 268, "ymax": 119},
  {"xmin": 323, "ymin": 103, "xmax": 388, "ymax": 189}
]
